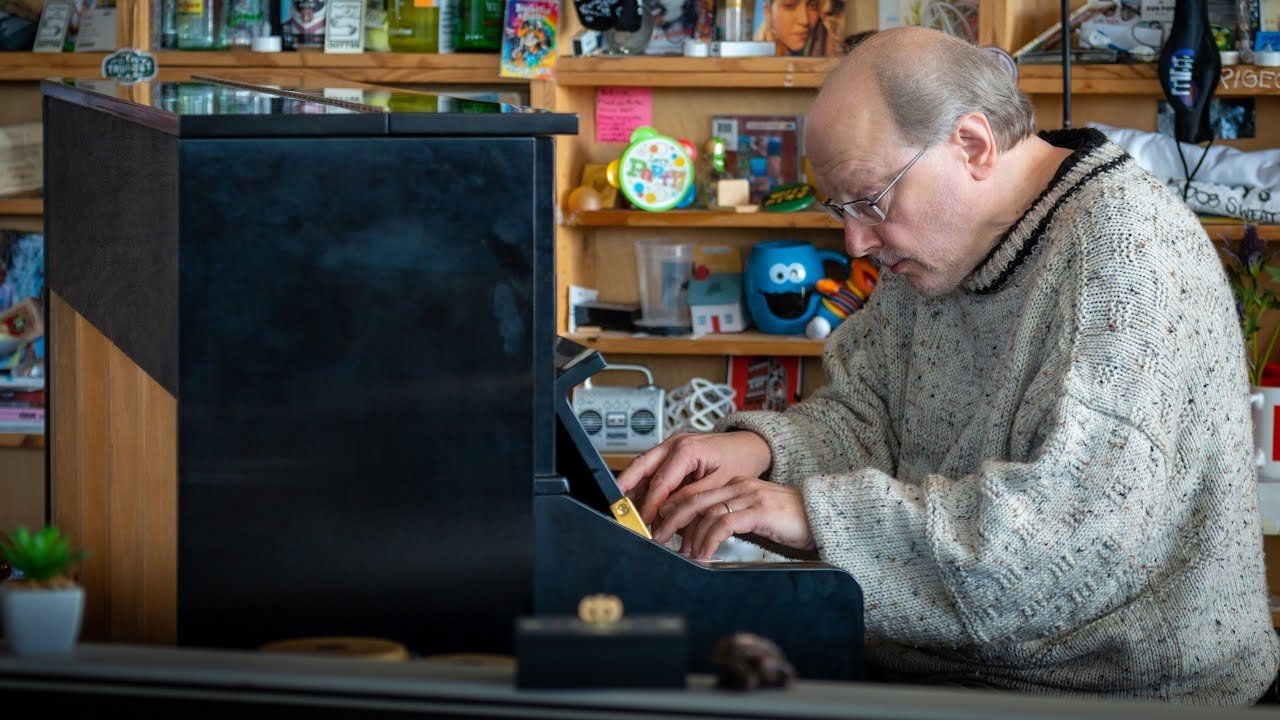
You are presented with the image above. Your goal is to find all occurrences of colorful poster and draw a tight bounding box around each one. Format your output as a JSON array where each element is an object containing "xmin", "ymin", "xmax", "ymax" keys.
[{"xmin": 499, "ymin": 0, "xmax": 558, "ymax": 79}]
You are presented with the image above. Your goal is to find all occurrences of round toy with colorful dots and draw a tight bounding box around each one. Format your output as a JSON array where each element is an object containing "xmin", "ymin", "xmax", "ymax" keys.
[{"xmin": 606, "ymin": 126, "xmax": 695, "ymax": 212}]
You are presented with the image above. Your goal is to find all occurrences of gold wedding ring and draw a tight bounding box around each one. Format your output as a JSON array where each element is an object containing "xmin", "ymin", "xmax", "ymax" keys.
[{"xmin": 723, "ymin": 501, "xmax": 733, "ymax": 514}]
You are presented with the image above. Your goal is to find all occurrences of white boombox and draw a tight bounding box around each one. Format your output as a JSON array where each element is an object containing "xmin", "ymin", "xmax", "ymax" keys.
[{"xmin": 571, "ymin": 363, "xmax": 665, "ymax": 454}]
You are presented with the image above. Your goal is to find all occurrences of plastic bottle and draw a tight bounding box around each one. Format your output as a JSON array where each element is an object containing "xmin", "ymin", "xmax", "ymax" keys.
[
  {"xmin": 227, "ymin": 0, "xmax": 264, "ymax": 46},
  {"xmin": 160, "ymin": 0, "xmax": 179, "ymax": 48},
  {"xmin": 388, "ymin": 0, "xmax": 440, "ymax": 52},
  {"xmin": 177, "ymin": 0, "xmax": 228, "ymax": 49},
  {"xmin": 364, "ymin": 0, "xmax": 391, "ymax": 51},
  {"xmin": 453, "ymin": 0, "xmax": 502, "ymax": 52},
  {"xmin": 720, "ymin": 0, "xmax": 745, "ymax": 42},
  {"xmin": 437, "ymin": 0, "xmax": 456, "ymax": 53}
]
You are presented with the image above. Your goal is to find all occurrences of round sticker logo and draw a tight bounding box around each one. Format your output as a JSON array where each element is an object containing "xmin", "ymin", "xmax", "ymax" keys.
[{"xmin": 101, "ymin": 49, "xmax": 158, "ymax": 85}]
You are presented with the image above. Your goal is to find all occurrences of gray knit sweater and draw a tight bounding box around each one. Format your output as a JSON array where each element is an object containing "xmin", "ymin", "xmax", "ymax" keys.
[{"xmin": 720, "ymin": 129, "xmax": 1280, "ymax": 703}]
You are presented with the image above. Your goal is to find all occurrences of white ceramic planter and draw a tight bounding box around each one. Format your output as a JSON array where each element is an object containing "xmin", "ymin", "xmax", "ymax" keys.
[{"xmin": 1, "ymin": 584, "xmax": 84, "ymax": 656}]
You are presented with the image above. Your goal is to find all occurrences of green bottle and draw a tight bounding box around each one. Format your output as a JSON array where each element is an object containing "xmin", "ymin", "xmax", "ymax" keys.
[
  {"xmin": 388, "ymin": 0, "xmax": 440, "ymax": 52},
  {"xmin": 452, "ymin": 0, "xmax": 502, "ymax": 52}
]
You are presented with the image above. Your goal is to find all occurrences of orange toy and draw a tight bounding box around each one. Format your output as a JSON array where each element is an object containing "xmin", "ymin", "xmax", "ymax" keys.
[{"xmin": 805, "ymin": 257, "xmax": 880, "ymax": 340}]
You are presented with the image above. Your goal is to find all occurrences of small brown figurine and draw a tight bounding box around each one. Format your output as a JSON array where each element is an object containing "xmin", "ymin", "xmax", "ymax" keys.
[{"xmin": 712, "ymin": 632, "xmax": 796, "ymax": 691}]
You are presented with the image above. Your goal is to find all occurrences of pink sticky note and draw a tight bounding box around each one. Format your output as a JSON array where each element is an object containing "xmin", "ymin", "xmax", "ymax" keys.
[{"xmin": 595, "ymin": 87, "xmax": 653, "ymax": 144}]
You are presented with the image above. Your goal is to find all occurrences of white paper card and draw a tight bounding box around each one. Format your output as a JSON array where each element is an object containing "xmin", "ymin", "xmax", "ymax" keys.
[
  {"xmin": 567, "ymin": 285, "xmax": 599, "ymax": 334},
  {"xmin": 324, "ymin": 0, "xmax": 365, "ymax": 53},
  {"xmin": 32, "ymin": 2, "xmax": 72, "ymax": 53},
  {"xmin": 74, "ymin": 6, "xmax": 118, "ymax": 52}
]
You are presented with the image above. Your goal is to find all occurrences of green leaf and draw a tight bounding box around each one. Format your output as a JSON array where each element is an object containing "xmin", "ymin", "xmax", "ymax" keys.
[
  {"xmin": 0, "ymin": 524, "xmax": 89, "ymax": 582},
  {"xmin": 1221, "ymin": 225, "xmax": 1280, "ymax": 378}
]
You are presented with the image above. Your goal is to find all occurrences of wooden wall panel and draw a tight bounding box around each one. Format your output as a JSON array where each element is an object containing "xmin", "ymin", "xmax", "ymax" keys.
[
  {"xmin": 0, "ymin": 445, "xmax": 45, "ymax": 532},
  {"xmin": 141, "ymin": 376, "xmax": 178, "ymax": 644},
  {"xmin": 48, "ymin": 291, "xmax": 177, "ymax": 644},
  {"xmin": 106, "ymin": 347, "xmax": 144, "ymax": 641}
]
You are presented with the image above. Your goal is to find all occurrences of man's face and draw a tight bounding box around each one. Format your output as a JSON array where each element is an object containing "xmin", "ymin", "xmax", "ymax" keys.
[
  {"xmin": 807, "ymin": 78, "xmax": 980, "ymax": 296},
  {"xmin": 769, "ymin": 0, "xmax": 817, "ymax": 54},
  {"xmin": 830, "ymin": 153, "xmax": 973, "ymax": 296}
]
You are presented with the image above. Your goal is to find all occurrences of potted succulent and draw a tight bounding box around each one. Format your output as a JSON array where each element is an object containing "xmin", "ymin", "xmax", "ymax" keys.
[{"xmin": 0, "ymin": 524, "xmax": 89, "ymax": 656}]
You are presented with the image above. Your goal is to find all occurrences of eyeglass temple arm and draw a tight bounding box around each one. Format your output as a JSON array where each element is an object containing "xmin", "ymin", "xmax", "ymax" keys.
[{"xmin": 869, "ymin": 146, "xmax": 928, "ymax": 203}]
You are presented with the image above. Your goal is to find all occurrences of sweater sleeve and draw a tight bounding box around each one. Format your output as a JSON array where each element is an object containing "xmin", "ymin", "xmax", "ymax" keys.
[
  {"xmin": 714, "ymin": 275, "xmax": 911, "ymax": 487},
  {"xmin": 800, "ymin": 401, "xmax": 1167, "ymax": 647}
]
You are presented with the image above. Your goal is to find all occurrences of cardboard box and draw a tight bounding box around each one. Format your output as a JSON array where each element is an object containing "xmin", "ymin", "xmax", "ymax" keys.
[{"xmin": 0, "ymin": 122, "xmax": 41, "ymax": 198}]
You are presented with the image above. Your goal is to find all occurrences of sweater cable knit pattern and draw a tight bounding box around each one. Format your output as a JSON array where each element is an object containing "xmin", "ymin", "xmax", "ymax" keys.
[{"xmin": 716, "ymin": 129, "xmax": 1280, "ymax": 703}]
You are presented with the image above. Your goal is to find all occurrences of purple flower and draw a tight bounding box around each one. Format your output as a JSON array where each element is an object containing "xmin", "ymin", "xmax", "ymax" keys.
[{"xmin": 1241, "ymin": 223, "xmax": 1267, "ymax": 270}]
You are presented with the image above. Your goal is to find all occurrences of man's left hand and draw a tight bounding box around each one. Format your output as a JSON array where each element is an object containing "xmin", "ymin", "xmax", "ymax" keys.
[{"xmin": 654, "ymin": 477, "xmax": 817, "ymax": 559}]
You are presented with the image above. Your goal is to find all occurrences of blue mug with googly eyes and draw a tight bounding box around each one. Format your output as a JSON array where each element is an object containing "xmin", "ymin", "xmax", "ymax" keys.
[{"xmin": 744, "ymin": 240, "xmax": 849, "ymax": 335}]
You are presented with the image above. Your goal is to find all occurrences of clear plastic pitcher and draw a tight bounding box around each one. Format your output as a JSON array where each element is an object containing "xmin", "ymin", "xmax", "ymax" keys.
[{"xmin": 633, "ymin": 239, "xmax": 694, "ymax": 329}]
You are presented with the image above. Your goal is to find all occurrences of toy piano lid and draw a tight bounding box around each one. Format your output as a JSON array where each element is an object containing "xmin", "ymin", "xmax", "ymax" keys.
[
  {"xmin": 552, "ymin": 335, "xmax": 653, "ymax": 541},
  {"xmin": 41, "ymin": 77, "xmax": 578, "ymax": 138}
]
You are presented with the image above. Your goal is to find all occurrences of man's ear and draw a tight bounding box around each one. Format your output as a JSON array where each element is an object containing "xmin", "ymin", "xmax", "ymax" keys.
[{"xmin": 952, "ymin": 112, "xmax": 996, "ymax": 181}]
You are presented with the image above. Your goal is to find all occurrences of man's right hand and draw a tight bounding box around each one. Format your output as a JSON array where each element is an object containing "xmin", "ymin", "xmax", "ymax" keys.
[{"xmin": 615, "ymin": 431, "xmax": 773, "ymax": 529}]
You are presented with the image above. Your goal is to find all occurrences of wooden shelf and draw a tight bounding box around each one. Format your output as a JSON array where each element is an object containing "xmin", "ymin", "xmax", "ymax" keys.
[
  {"xmin": 567, "ymin": 209, "xmax": 1278, "ymax": 238},
  {"xmin": 566, "ymin": 208, "xmax": 839, "ymax": 229},
  {"xmin": 566, "ymin": 331, "xmax": 824, "ymax": 357},
  {"xmin": 554, "ymin": 56, "xmax": 838, "ymax": 88},
  {"xmin": 0, "ymin": 433, "xmax": 43, "ymax": 449},
  {"xmin": 1018, "ymin": 63, "xmax": 1280, "ymax": 97},
  {"xmin": 0, "ymin": 52, "xmax": 109, "ymax": 81},
  {"xmin": 1202, "ymin": 220, "xmax": 1280, "ymax": 239},
  {"xmin": 0, "ymin": 199, "xmax": 42, "ymax": 216},
  {"xmin": 0, "ymin": 50, "xmax": 519, "ymax": 84}
]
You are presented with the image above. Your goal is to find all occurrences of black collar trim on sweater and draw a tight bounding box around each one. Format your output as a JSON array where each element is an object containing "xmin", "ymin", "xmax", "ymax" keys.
[{"xmin": 968, "ymin": 129, "xmax": 1126, "ymax": 296}]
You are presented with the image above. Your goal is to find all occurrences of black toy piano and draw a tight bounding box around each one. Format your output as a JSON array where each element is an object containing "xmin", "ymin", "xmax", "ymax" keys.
[{"xmin": 539, "ymin": 336, "xmax": 865, "ymax": 680}]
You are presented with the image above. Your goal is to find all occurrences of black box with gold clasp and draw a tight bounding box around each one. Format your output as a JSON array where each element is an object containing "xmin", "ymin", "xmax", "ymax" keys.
[{"xmin": 514, "ymin": 610, "xmax": 687, "ymax": 689}]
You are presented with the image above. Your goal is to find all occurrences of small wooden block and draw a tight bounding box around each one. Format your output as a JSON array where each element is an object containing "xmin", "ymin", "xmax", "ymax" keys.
[{"xmin": 717, "ymin": 178, "xmax": 751, "ymax": 208}]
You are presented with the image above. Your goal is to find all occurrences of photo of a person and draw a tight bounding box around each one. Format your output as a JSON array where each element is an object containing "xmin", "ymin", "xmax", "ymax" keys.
[
  {"xmin": 810, "ymin": 0, "xmax": 845, "ymax": 56},
  {"xmin": 753, "ymin": 0, "xmax": 819, "ymax": 55}
]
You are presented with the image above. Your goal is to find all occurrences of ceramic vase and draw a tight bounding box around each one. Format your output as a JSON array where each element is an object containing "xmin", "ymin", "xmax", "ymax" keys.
[{"xmin": 1, "ymin": 583, "xmax": 84, "ymax": 656}]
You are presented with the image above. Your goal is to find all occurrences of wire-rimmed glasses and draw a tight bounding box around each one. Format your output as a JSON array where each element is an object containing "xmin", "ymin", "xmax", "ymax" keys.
[{"xmin": 819, "ymin": 146, "xmax": 928, "ymax": 226}]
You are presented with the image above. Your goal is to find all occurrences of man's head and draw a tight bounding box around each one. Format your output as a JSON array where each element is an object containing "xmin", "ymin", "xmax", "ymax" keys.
[
  {"xmin": 805, "ymin": 27, "xmax": 1037, "ymax": 295},
  {"xmin": 763, "ymin": 0, "xmax": 818, "ymax": 55}
]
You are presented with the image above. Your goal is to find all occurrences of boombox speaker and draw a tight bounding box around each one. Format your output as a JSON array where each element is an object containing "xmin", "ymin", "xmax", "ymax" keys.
[{"xmin": 571, "ymin": 363, "xmax": 665, "ymax": 454}]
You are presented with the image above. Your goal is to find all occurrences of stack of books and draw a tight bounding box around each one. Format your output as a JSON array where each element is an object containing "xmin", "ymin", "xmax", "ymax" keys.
[{"xmin": 0, "ymin": 374, "xmax": 42, "ymax": 434}]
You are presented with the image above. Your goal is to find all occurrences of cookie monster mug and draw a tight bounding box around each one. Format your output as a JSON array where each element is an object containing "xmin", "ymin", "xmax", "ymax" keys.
[{"xmin": 744, "ymin": 241, "xmax": 849, "ymax": 335}]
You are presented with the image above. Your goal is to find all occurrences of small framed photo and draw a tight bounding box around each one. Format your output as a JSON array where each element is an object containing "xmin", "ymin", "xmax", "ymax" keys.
[
  {"xmin": 72, "ymin": 5, "xmax": 118, "ymax": 52},
  {"xmin": 32, "ymin": 2, "xmax": 73, "ymax": 53},
  {"xmin": 324, "ymin": 0, "xmax": 365, "ymax": 53}
]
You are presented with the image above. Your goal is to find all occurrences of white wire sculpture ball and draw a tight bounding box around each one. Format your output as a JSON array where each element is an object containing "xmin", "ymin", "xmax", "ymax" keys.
[{"xmin": 665, "ymin": 377, "xmax": 738, "ymax": 434}]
